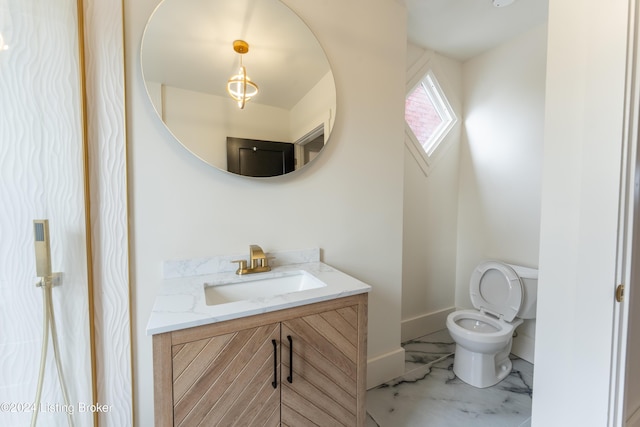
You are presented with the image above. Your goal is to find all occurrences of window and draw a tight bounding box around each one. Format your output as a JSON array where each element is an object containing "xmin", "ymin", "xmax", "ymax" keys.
[{"xmin": 405, "ymin": 71, "xmax": 456, "ymax": 158}]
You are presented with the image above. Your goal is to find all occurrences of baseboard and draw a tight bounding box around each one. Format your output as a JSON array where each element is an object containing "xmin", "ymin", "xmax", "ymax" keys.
[
  {"xmin": 401, "ymin": 307, "xmax": 455, "ymax": 342},
  {"xmin": 511, "ymin": 331, "xmax": 535, "ymax": 363},
  {"xmin": 366, "ymin": 346, "xmax": 405, "ymax": 389}
]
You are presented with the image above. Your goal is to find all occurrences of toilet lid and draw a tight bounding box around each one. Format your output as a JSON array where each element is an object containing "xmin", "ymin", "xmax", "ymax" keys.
[{"xmin": 469, "ymin": 261, "xmax": 523, "ymax": 322}]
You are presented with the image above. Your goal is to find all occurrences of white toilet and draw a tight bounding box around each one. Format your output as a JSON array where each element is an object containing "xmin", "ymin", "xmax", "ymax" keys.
[{"xmin": 446, "ymin": 260, "xmax": 538, "ymax": 388}]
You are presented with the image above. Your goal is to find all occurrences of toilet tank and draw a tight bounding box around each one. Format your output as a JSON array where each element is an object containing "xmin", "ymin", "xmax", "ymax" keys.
[{"xmin": 508, "ymin": 263, "xmax": 538, "ymax": 319}]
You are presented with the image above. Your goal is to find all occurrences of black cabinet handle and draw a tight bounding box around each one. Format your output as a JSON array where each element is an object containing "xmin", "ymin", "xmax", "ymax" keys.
[
  {"xmin": 272, "ymin": 339, "xmax": 277, "ymax": 389},
  {"xmin": 287, "ymin": 335, "xmax": 293, "ymax": 383}
]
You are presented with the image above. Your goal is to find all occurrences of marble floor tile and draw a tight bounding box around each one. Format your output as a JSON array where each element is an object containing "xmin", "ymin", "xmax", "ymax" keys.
[
  {"xmin": 366, "ymin": 412, "xmax": 381, "ymax": 427},
  {"xmin": 402, "ymin": 329, "xmax": 455, "ymax": 373},
  {"xmin": 366, "ymin": 329, "xmax": 533, "ymax": 427}
]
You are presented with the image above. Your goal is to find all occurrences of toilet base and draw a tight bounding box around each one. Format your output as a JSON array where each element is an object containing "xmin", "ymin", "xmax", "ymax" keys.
[{"xmin": 452, "ymin": 343, "xmax": 512, "ymax": 388}]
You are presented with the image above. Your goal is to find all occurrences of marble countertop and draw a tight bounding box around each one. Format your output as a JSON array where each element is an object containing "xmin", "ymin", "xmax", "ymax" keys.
[{"xmin": 146, "ymin": 258, "xmax": 371, "ymax": 335}]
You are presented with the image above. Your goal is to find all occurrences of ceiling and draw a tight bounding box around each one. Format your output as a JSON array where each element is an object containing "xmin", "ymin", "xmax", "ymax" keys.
[{"xmin": 406, "ymin": 0, "xmax": 549, "ymax": 61}]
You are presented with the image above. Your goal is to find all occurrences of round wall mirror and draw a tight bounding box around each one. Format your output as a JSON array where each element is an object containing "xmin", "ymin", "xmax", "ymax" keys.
[{"xmin": 141, "ymin": 0, "xmax": 336, "ymax": 177}]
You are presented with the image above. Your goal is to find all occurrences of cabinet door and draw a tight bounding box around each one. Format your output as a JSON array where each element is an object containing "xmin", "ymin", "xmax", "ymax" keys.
[
  {"xmin": 171, "ymin": 323, "xmax": 281, "ymax": 426},
  {"xmin": 281, "ymin": 306, "xmax": 361, "ymax": 426}
]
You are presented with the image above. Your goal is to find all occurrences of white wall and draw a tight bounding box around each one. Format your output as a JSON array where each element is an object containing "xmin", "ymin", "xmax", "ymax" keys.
[
  {"xmin": 125, "ymin": 0, "xmax": 407, "ymax": 424},
  {"xmin": 162, "ymin": 86, "xmax": 291, "ymax": 168},
  {"xmin": 532, "ymin": 0, "xmax": 630, "ymax": 424},
  {"xmin": 456, "ymin": 24, "xmax": 547, "ymax": 361},
  {"xmin": 401, "ymin": 45, "xmax": 462, "ymax": 341},
  {"xmin": 146, "ymin": 70, "xmax": 336, "ymax": 170},
  {"xmin": 289, "ymin": 71, "xmax": 337, "ymax": 143}
]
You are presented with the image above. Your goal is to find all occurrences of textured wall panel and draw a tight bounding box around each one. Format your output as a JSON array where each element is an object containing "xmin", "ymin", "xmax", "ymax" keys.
[
  {"xmin": 0, "ymin": 1, "xmax": 93, "ymax": 426},
  {"xmin": 83, "ymin": 0, "xmax": 133, "ymax": 424}
]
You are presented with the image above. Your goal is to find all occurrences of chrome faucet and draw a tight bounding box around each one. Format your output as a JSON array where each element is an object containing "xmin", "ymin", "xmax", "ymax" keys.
[{"xmin": 232, "ymin": 244, "xmax": 271, "ymax": 275}]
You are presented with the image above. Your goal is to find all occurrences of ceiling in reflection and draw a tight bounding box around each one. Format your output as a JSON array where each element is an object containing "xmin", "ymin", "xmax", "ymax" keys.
[{"xmin": 142, "ymin": 0, "xmax": 330, "ymax": 110}]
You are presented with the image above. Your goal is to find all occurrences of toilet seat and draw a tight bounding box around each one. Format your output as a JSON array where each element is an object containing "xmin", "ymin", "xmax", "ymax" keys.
[
  {"xmin": 447, "ymin": 310, "xmax": 517, "ymax": 342},
  {"xmin": 470, "ymin": 261, "xmax": 523, "ymax": 322}
]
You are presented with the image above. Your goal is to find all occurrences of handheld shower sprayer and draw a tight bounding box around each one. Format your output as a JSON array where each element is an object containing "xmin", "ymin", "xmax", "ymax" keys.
[
  {"xmin": 31, "ymin": 220, "xmax": 73, "ymax": 427},
  {"xmin": 33, "ymin": 220, "xmax": 52, "ymax": 279}
]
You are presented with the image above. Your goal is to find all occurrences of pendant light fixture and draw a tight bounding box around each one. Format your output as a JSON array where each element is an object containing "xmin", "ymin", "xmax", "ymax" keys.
[{"xmin": 226, "ymin": 40, "xmax": 259, "ymax": 109}]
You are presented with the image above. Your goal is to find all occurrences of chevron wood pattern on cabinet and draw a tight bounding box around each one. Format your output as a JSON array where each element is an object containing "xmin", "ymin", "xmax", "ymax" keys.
[
  {"xmin": 173, "ymin": 323, "xmax": 280, "ymax": 426},
  {"xmin": 153, "ymin": 294, "xmax": 368, "ymax": 427},
  {"xmin": 281, "ymin": 306, "xmax": 359, "ymax": 426}
]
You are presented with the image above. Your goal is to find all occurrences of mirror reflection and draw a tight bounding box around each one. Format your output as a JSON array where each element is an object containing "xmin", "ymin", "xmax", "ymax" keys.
[{"xmin": 141, "ymin": 0, "xmax": 336, "ymax": 177}]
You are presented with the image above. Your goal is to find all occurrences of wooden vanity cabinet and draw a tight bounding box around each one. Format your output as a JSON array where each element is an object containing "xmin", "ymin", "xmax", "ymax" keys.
[{"xmin": 153, "ymin": 293, "xmax": 368, "ymax": 426}]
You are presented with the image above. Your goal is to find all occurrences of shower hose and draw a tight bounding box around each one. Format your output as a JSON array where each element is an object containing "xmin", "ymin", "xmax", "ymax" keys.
[{"xmin": 31, "ymin": 276, "xmax": 73, "ymax": 427}]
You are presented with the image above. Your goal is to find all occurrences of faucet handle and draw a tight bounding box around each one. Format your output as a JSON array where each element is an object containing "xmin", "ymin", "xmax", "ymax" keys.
[
  {"xmin": 232, "ymin": 259, "xmax": 248, "ymax": 275},
  {"xmin": 249, "ymin": 244, "xmax": 264, "ymax": 253}
]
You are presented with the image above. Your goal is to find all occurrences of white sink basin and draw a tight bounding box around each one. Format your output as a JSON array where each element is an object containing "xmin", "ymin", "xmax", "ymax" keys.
[{"xmin": 204, "ymin": 271, "xmax": 326, "ymax": 306}]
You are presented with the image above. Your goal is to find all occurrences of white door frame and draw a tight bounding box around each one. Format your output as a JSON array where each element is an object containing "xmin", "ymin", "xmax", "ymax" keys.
[{"xmin": 610, "ymin": 0, "xmax": 640, "ymax": 425}]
